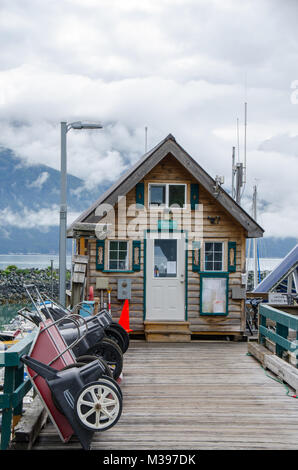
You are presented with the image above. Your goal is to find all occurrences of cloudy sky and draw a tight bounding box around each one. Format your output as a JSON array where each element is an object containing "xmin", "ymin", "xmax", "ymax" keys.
[{"xmin": 0, "ymin": 0, "xmax": 298, "ymax": 239}]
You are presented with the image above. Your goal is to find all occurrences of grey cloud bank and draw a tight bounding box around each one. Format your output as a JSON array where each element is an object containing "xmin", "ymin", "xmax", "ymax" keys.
[{"xmin": 0, "ymin": 0, "xmax": 298, "ymax": 239}]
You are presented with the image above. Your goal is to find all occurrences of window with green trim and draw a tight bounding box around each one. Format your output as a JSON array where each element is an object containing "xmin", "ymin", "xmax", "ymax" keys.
[
  {"xmin": 204, "ymin": 242, "xmax": 224, "ymax": 271},
  {"xmin": 108, "ymin": 240, "xmax": 129, "ymax": 271},
  {"xmin": 200, "ymin": 273, "xmax": 228, "ymax": 316}
]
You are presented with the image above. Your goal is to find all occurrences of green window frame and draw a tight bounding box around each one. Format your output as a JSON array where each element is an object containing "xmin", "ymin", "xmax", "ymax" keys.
[
  {"xmin": 136, "ymin": 182, "xmax": 145, "ymax": 207},
  {"xmin": 190, "ymin": 183, "xmax": 199, "ymax": 210},
  {"xmin": 132, "ymin": 240, "xmax": 141, "ymax": 271},
  {"xmin": 228, "ymin": 241, "xmax": 237, "ymax": 272},
  {"xmin": 192, "ymin": 241, "xmax": 201, "ymax": 272},
  {"xmin": 96, "ymin": 240, "xmax": 105, "ymax": 270},
  {"xmin": 200, "ymin": 272, "xmax": 229, "ymax": 316}
]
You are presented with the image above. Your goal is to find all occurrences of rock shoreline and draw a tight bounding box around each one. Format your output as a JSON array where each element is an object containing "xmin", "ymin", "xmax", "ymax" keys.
[{"xmin": 0, "ymin": 266, "xmax": 70, "ymax": 304}]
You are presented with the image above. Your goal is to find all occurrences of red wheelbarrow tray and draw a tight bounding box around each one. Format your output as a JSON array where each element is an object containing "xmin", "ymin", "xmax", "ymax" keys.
[{"xmin": 25, "ymin": 318, "xmax": 76, "ymax": 443}]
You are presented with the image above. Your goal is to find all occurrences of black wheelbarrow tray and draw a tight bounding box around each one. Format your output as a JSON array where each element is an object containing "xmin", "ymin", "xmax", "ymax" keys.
[
  {"xmin": 19, "ymin": 306, "xmax": 124, "ymax": 380},
  {"xmin": 23, "ymin": 284, "xmax": 129, "ymax": 354},
  {"xmin": 42, "ymin": 297, "xmax": 130, "ymax": 354},
  {"xmin": 21, "ymin": 317, "xmax": 122, "ymax": 450}
]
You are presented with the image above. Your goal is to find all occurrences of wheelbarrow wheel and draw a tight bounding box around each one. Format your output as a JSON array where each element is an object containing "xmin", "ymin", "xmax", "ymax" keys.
[
  {"xmin": 104, "ymin": 326, "xmax": 125, "ymax": 353},
  {"xmin": 87, "ymin": 338, "xmax": 123, "ymax": 380},
  {"xmin": 51, "ymin": 359, "xmax": 114, "ymax": 414},
  {"xmin": 75, "ymin": 380, "xmax": 122, "ymax": 431},
  {"xmin": 98, "ymin": 374, "xmax": 123, "ymax": 399},
  {"xmin": 110, "ymin": 322, "xmax": 130, "ymax": 353}
]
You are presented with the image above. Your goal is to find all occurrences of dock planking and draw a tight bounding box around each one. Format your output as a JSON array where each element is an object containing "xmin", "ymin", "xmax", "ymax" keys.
[{"xmin": 32, "ymin": 340, "xmax": 298, "ymax": 450}]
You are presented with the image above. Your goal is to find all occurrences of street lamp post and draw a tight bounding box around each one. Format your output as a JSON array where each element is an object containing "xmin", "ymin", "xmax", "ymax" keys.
[{"xmin": 59, "ymin": 121, "xmax": 103, "ymax": 307}]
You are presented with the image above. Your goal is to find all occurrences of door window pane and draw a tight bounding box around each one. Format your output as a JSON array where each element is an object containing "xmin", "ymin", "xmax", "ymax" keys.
[
  {"xmin": 154, "ymin": 239, "xmax": 177, "ymax": 277},
  {"xmin": 168, "ymin": 185, "xmax": 185, "ymax": 207}
]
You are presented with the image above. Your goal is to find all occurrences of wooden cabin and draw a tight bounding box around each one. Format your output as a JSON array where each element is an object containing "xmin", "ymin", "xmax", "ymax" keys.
[{"xmin": 68, "ymin": 134, "xmax": 264, "ymax": 341}]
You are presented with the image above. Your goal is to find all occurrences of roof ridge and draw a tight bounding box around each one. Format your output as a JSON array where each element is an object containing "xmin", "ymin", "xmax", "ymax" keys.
[
  {"xmin": 165, "ymin": 133, "xmax": 176, "ymax": 141},
  {"xmin": 67, "ymin": 134, "xmax": 264, "ymax": 238}
]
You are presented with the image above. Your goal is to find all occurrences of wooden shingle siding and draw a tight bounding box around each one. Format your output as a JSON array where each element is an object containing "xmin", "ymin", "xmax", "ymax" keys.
[{"xmin": 86, "ymin": 155, "xmax": 246, "ymax": 334}]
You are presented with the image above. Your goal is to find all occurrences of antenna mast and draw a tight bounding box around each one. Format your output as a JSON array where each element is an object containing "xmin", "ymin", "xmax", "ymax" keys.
[
  {"xmin": 145, "ymin": 126, "xmax": 148, "ymax": 153},
  {"xmin": 243, "ymin": 102, "xmax": 247, "ymax": 184},
  {"xmin": 231, "ymin": 146, "xmax": 236, "ymax": 199},
  {"xmin": 237, "ymin": 117, "xmax": 240, "ymax": 163}
]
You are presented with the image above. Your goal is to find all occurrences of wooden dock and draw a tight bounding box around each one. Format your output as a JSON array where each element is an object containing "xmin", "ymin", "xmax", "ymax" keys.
[{"xmin": 32, "ymin": 340, "xmax": 298, "ymax": 450}]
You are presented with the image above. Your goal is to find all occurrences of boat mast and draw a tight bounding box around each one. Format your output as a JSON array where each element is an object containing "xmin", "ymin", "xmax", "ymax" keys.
[{"xmin": 253, "ymin": 184, "xmax": 258, "ymax": 288}]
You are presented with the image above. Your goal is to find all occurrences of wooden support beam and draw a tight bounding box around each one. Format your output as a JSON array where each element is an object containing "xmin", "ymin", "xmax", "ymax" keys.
[
  {"xmin": 248, "ymin": 341, "xmax": 298, "ymax": 395},
  {"xmin": 11, "ymin": 396, "xmax": 48, "ymax": 450}
]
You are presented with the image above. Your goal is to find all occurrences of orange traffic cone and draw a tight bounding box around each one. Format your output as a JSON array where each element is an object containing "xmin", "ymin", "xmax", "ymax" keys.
[
  {"xmin": 88, "ymin": 286, "xmax": 94, "ymax": 301},
  {"xmin": 119, "ymin": 299, "xmax": 133, "ymax": 333}
]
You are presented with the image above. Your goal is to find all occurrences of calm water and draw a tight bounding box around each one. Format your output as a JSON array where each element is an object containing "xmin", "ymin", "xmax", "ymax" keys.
[
  {"xmin": 0, "ymin": 303, "xmax": 29, "ymax": 328},
  {"xmin": 0, "ymin": 254, "xmax": 281, "ymax": 271},
  {"xmin": 0, "ymin": 254, "xmax": 71, "ymax": 270},
  {"xmin": 0, "ymin": 255, "xmax": 70, "ymax": 327},
  {"xmin": 0, "ymin": 255, "xmax": 282, "ymax": 327}
]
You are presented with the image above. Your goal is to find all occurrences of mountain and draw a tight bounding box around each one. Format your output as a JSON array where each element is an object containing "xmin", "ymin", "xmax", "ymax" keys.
[
  {"xmin": 0, "ymin": 147, "xmax": 296, "ymax": 257},
  {"xmin": 0, "ymin": 148, "xmax": 108, "ymax": 253},
  {"xmin": 251, "ymin": 236, "xmax": 298, "ymax": 259}
]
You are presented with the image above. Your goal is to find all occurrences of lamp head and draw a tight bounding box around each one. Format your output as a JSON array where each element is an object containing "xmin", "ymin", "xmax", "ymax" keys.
[{"xmin": 69, "ymin": 121, "xmax": 103, "ymax": 130}]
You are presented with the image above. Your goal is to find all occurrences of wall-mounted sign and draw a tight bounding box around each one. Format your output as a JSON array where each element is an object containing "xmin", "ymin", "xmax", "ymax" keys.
[{"xmin": 268, "ymin": 292, "xmax": 288, "ymax": 305}]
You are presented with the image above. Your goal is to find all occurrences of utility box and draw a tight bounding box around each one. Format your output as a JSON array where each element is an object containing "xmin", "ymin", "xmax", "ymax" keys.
[
  {"xmin": 96, "ymin": 277, "xmax": 109, "ymax": 290},
  {"xmin": 231, "ymin": 286, "xmax": 246, "ymax": 300},
  {"xmin": 117, "ymin": 278, "xmax": 131, "ymax": 300}
]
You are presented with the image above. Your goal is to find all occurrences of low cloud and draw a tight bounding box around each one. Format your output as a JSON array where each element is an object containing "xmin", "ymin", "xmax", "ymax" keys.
[
  {"xmin": 27, "ymin": 171, "xmax": 49, "ymax": 189},
  {"xmin": 0, "ymin": 205, "xmax": 80, "ymax": 230},
  {"xmin": 0, "ymin": 0, "xmax": 298, "ymax": 239}
]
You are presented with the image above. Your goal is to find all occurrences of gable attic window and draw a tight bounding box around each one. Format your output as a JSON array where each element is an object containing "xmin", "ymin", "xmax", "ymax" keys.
[
  {"xmin": 149, "ymin": 183, "xmax": 186, "ymax": 208},
  {"xmin": 149, "ymin": 184, "xmax": 166, "ymax": 206}
]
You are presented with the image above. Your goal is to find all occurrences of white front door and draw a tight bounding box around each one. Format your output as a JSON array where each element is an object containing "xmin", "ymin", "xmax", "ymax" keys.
[{"xmin": 146, "ymin": 232, "xmax": 185, "ymax": 321}]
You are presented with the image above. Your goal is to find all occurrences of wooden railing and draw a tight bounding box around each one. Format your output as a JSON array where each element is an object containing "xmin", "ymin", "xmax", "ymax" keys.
[
  {"xmin": 0, "ymin": 332, "xmax": 36, "ymax": 450},
  {"xmin": 259, "ymin": 304, "xmax": 298, "ymax": 365}
]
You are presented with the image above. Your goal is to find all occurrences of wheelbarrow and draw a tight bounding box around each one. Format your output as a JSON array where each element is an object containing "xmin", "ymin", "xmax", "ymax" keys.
[
  {"xmin": 21, "ymin": 315, "xmax": 122, "ymax": 450},
  {"xmin": 18, "ymin": 305, "xmax": 123, "ymax": 380},
  {"xmin": 22, "ymin": 285, "xmax": 124, "ymax": 379},
  {"xmin": 73, "ymin": 301, "xmax": 130, "ymax": 353},
  {"xmin": 24, "ymin": 284, "xmax": 130, "ymax": 353}
]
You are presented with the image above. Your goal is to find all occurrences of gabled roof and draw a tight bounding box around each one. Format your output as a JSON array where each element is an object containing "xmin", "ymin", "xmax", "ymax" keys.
[
  {"xmin": 253, "ymin": 244, "xmax": 298, "ymax": 293},
  {"xmin": 68, "ymin": 134, "xmax": 264, "ymax": 238}
]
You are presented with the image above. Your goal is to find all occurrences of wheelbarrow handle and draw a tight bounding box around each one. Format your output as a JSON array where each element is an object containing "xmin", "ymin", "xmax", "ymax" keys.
[{"xmin": 21, "ymin": 355, "xmax": 58, "ymax": 380}]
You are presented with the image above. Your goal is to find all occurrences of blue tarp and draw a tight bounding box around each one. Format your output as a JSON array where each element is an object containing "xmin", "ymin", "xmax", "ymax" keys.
[{"xmin": 253, "ymin": 244, "xmax": 298, "ymax": 293}]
